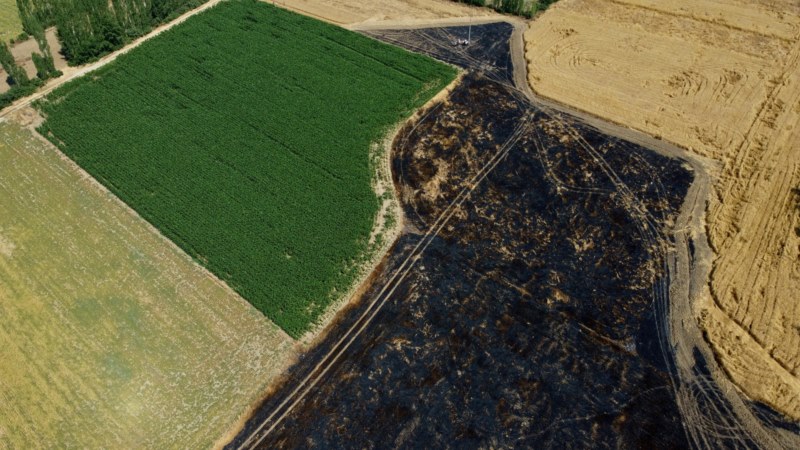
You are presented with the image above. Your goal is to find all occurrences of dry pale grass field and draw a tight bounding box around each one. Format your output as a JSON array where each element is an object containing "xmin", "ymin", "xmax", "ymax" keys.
[
  {"xmin": 270, "ymin": 0, "xmax": 492, "ymax": 26},
  {"xmin": 0, "ymin": 0, "xmax": 21, "ymax": 42},
  {"xmin": 0, "ymin": 121, "xmax": 296, "ymax": 448},
  {"xmin": 526, "ymin": 0, "xmax": 800, "ymax": 419}
]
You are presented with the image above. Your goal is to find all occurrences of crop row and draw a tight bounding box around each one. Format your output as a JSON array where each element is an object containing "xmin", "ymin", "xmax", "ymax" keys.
[{"xmin": 37, "ymin": 0, "xmax": 457, "ymax": 337}]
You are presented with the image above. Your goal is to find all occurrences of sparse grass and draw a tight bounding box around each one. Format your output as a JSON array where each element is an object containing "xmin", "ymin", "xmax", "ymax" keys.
[
  {"xmin": 0, "ymin": 121, "xmax": 294, "ymax": 448},
  {"xmin": 36, "ymin": 0, "xmax": 457, "ymax": 337}
]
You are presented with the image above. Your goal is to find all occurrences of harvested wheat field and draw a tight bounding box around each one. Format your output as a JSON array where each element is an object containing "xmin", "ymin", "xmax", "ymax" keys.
[
  {"xmin": 271, "ymin": 0, "xmax": 493, "ymax": 26},
  {"xmin": 0, "ymin": 120, "xmax": 295, "ymax": 448},
  {"xmin": 526, "ymin": 0, "xmax": 800, "ymax": 420}
]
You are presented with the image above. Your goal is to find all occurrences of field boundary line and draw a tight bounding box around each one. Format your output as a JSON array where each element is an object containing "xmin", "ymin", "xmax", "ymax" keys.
[{"xmin": 238, "ymin": 106, "xmax": 532, "ymax": 448}]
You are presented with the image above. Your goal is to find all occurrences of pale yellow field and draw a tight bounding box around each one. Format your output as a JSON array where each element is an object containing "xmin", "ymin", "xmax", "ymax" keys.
[
  {"xmin": 526, "ymin": 0, "xmax": 800, "ymax": 419},
  {"xmin": 0, "ymin": 121, "xmax": 296, "ymax": 448},
  {"xmin": 0, "ymin": 0, "xmax": 22, "ymax": 42},
  {"xmin": 270, "ymin": 0, "xmax": 493, "ymax": 26}
]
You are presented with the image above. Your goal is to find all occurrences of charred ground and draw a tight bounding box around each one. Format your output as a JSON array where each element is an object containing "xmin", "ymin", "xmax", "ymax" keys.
[{"xmin": 229, "ymin": 24, "xmax": 697, "ymax": 448}]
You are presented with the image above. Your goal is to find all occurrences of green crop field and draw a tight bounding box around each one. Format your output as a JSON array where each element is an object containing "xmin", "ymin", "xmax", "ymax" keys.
[
  {"xmin": 0, "ymin": 0, "xmax": 23, "ymax": 41},
  {"xmin": 36, "ymin": 0, "xmax": 457, "ymax": 337}
]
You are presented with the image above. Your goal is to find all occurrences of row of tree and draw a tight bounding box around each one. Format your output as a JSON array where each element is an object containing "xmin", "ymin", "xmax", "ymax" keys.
[
  {"xmin": 450, "ymin": 0, "xmax": 559, "ymax": 18},
  {"xmin": 16, "ymin": 0, "xmax": 208, "ymax": 65},
  {"xmin": 0, "ymin": 41, "xmax": 41, "ymax": 110},
  {"xmin": 0, "ymin": 4, "xmax": 63, "ymax": 110}
]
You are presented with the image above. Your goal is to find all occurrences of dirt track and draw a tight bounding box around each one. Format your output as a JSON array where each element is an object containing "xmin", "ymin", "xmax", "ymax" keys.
[{"xmin": 525, "ymin": 0, "xmax": 800, "ymax": 424}]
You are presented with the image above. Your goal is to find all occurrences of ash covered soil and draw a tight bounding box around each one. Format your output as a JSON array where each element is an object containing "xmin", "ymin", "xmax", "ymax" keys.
[{"xmin": 229, "ymin": 23, "xmax": 698, "ymax": 448}]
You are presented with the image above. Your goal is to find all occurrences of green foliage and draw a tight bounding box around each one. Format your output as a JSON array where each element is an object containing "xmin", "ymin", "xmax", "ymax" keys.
[
  {"xmin": 533, "ymin": 0, "xmax": 559, "ymax": 12},
  {"xmin": 0, "ymin": 77, "xmax": 41, "ymax": 110},
  {"xmin": 15, "ymin": 5, "xmax": 59, "ymax": 80},
  {"xmin": 449, "ymin": 0, "xmax": 559, "ymax": 17},
  {"xmin": 495, "ymin": 0, "xmax": 523, "ymax": 14},
  {"xmin": 0, "ymin": 40, "xmax": 28, "ymax": 85},
  {"xmin": 17, "ymin": 0, "xmax": 208, "ymax": 65},
  {"xmin": 9, "ymin": 32, "xmax": 28, "ymax": 43},
  {"xmin": 31, "ymin": 51, "xmax": 59, "ymax": 79},
  {"xmin": 36, "ymin": 0, "xmax": 456, "ymax": 337}
]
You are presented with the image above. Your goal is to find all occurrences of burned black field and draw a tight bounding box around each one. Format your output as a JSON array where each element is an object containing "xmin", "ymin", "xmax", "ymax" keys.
[{"xmin": 228, "ymin": 24, "xmax": 696, "ymax": 449}]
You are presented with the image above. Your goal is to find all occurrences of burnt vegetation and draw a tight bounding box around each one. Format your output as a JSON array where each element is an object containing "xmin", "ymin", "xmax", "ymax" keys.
[{"xmin": 231, "ymin": 24, "xmax": 696, "ymax": 449}]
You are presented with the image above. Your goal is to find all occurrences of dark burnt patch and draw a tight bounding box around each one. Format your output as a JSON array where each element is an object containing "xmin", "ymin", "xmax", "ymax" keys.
[
  {"xmin": 366, "ymin": 23, "xmax": 515, "ymax": 83},
  {"xmin": 228, "ymin": 25, "xmax": 698, "ymax": 449}
]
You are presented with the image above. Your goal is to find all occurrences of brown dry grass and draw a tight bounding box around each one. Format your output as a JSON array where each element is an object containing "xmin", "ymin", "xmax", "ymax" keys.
[{"xmin": 525, "ymin": 0, "xmax": 800, "ymax": 420}]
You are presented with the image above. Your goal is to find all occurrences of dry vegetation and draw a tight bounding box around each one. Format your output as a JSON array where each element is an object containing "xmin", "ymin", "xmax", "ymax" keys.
[
  {"xmin": 0, "ymin": 120, "xmax": 296, "ymax": 448},
  {"xmin": 270, "ymin": 0, "xmax": 493, "ymax": 26},
  {"xmin": 0, "ymin": 0, "xmax": 21, "ymax": 42},
  {"xmin": 525, "ymin": 0, "xmax": 800, "ymax": 419}
]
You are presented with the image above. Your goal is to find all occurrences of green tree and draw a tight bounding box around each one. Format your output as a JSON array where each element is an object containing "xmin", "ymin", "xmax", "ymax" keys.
[
  {"xmin": 17, "ymin": 0, "xmax": 207, "ymax": 65},
  {"xmin": 0, "ymin": 41, "xmax": 29, "ymax": 86}
]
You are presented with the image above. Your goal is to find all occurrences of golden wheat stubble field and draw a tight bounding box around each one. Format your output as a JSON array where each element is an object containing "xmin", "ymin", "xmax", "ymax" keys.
[
  {"xmin": 0, "ymin": 121, "xmax": 295, "ymax": 448},
  {"xmin": 268, "ymin": 0, "xmax": 492, "ymax": 25},
  {"xmin": 526, "ymin": 0, "xmax": 800, "ymax": 420}
]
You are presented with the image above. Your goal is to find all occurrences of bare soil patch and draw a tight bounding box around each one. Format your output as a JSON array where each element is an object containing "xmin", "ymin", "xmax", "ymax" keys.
[{"xmin": 0, "ymin": 28, "xmax": 65, "ymax": 94}]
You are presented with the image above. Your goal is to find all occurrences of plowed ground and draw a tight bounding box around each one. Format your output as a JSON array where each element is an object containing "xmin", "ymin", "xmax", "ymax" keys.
[{"xmin": 525, "ymin": 0, "xmax": 800, "ymax": 420}]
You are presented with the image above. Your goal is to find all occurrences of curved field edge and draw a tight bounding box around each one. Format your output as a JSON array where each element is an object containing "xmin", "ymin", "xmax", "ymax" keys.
[
  {"xmin": 33, "ymin": 0, "xmax": 458, "ymax": 338},
  {"xmin": 0, "ymin": 120, "xmax": 296, "ymax": 449},
  {"xmin": 297, "ymin": 70, "xmax": 465, "ymax": 345}
]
